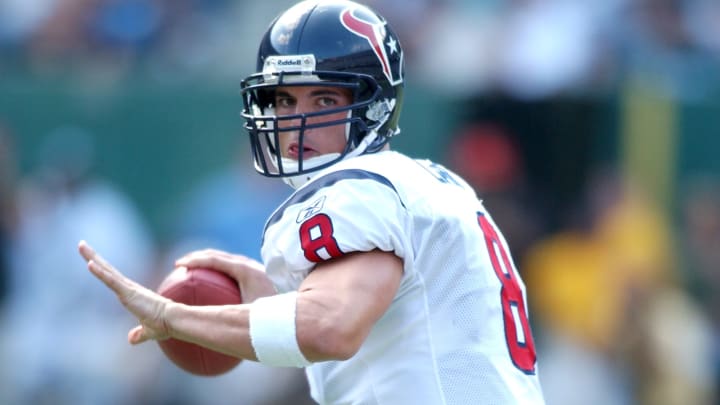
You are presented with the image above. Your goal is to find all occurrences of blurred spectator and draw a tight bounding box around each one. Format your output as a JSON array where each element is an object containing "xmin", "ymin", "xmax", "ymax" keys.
[
  {"xmin": 446, "ymin": 122, "xmax": 546, "ymax": 263},
  {"xmin": 679, "ymin": 176, "xmax": 720, "ymax": 321},
  {"xmin": 27, "ymin": 0, "xmax": 165, "ymax": 75},
  {"xmin": 524, "ymin": 168, "xmax": 715, "ymax": 405},
  {"xmin": 678, "ymin": 175, "xmax": 720, "ymax": 401},
  {"xmin": 166, "ymin": 149, "xmax": 288, "ymax": 261},
  {"xmin": 89, "ymin": 0, "xmax": 164, "ymax": 52},
  {"xmin": 495, "ymin": 0, "xmax": 612, "ymax": 99},
  {"xmin": 0, "ymin": 126, "xmax": 163, "ymax": 404},
  {"xmin": 409, "ymin": 1, "xmax": 503, "ymax": 95},
  {"xmin": 1, "ymin": 0, "xmax": 718, "ymax": 97},
  {"xmin": 362, "ymin": 0, "xmax": 445, "ymax": 65},
  {"xmin": 684, "ymin": 0, "xmax": 720, "ymax": 57},
  {"xmin": 0, "ymin": 122, "xmax": 18, "ymax": 306},
  {"xmin": 9, "ymin": 0, "xmax": 295, "ymax": 80},
  {"xmin": 381, "ymin": 0, "xmax": 622, "ymax": 97},
  {"xmin": 0, "ymin": 0, "xmax": 58, "ymax": 48},
  {"xmin": 610, "ymin": 0, "xmax": 720, "ymax": 100}
]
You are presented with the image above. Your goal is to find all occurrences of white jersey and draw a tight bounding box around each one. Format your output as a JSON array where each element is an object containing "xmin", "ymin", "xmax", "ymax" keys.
[{"xmin": 261, "ymin": 151, "xmax": 545, "ymax": 405}]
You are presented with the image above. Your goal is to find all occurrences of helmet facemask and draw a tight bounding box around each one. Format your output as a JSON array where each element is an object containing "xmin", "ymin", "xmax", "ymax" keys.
[{"xmin": 241, "ymin": 67, "xmax": 393, "ymax": 187}]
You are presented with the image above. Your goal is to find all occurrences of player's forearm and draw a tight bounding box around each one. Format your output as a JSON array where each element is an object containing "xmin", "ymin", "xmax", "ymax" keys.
[{"xmin": 165, "ymin": 302, "xmax": 259, "ymax": 361}]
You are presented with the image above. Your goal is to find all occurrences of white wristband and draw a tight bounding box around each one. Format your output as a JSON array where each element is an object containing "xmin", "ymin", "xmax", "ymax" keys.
[{"xmin": 249, "ymin": 291, "xmax": 312, "ymax": 368}]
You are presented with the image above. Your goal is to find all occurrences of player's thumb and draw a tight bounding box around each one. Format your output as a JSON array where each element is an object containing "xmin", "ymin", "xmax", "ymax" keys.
[{"xmin": 128, "ymin": 325, "xmax": 153, "ymax": 345}]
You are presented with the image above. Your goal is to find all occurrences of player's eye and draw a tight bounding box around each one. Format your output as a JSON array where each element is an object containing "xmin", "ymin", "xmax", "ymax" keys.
[
  {"xmin": 276, "ymin": 97, "xmax": 295, "ymax": 109},
  {"xmin": 317, "ymin": 97, "xmax": 338, "ymax": 108}
]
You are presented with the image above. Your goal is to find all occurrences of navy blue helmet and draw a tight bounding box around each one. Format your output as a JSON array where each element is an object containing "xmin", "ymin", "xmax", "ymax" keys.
[{"xmin": 240, "ymin": 0, "xmax": 404, "ymax": 186}]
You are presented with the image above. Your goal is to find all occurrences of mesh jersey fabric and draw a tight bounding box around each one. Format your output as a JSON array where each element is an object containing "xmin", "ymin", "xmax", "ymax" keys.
[{"xmin": 261, "ymin": 150, "xmax": 545, "ymax": 405}]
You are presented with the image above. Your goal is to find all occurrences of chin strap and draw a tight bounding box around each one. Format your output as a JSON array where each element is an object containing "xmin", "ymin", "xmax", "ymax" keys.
[{"xmin": 281, "ymin": 153, "xmax": 341, "ymax": 189}]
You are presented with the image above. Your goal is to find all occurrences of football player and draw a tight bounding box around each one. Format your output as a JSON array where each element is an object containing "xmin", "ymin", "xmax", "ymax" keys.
[{"xmin": 79, "ymin": 0, "xmax": 545, "ymax": 403}]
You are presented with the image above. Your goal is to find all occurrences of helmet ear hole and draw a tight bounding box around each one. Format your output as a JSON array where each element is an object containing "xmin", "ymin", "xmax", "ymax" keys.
[
  {"xmin": 257, "ymin": 89, "xmax": 275, "ymax": 114},
  {"xmin": 356, "ymin": 79, "xmax": 373, "ymax": 100}
]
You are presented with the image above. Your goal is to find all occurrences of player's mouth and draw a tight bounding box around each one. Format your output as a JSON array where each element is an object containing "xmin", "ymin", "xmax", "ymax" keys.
[{"xmin": 287, "ymin": 142, "xmax": 318, "ymax": 159}]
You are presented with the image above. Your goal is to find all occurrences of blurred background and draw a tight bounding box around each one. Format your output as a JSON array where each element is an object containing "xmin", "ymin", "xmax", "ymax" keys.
[{"xmin": 0, "ymin": 0, "xmax": 718, "ymax": 404}]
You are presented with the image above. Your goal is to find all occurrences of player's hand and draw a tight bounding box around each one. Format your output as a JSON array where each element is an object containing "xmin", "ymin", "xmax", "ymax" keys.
[
  {"xmin": 175, "ymin": 249, "xmax": 276, "ymax": 303},
  {"xmin": 78, "ymin": 240, "xmax": 172, "ymax": 345}
]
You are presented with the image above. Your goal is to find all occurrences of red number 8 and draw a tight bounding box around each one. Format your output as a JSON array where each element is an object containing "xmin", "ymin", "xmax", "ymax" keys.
[
  {"xmin": 478, "ymin": 213, "xmax": 537, "ymax": 374},
  {"xmin": 299, "ymin": 214, "xmax": 344, "ymax": 262}
]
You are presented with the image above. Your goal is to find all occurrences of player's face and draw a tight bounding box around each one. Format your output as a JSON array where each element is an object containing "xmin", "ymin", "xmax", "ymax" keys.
[{"xmin": 275, "ymin": 85, "xmax": 352, "ymax": 160}]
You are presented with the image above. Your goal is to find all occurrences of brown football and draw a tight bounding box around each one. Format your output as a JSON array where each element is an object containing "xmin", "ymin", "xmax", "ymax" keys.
[{"xmin": 156, "ymin": 267, "xmax": 243, "ymax": 376}]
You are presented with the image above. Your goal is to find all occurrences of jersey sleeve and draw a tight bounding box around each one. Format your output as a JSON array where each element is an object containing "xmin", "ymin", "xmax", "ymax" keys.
[{"xmin": 261, "ymin": 171, "xmax": 411, "ymax": 291}]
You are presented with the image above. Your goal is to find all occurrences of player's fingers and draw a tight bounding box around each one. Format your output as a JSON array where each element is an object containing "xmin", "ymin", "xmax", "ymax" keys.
[
  {"xmin": 87, "ymin": 260, "xmax": 128, "ymax": 296},
  {"xmin": 87, "ymin": 257, "xmax": 143, "ymax": 301},
  {"xmin": 175, "ymin": 254, "xmax": 224, "ymax": 269},
  {"xmin": 128, "ymin": 325, "xmax": 152, "ymax": 345},
  {"xmin": 175, "ymin": 254, "xmax": 245, "ymax": 275},
  {"xmin": 78, "ymin": 240, "xmax": 97, "ymax": 262},
  {"xmin": 129, "ymin": 323, "xmax": 169, "ymax": 344},
  {"xmin": 79, "ymin": 241, "xmax": 124, "ymax": 279},
  {"xmin": 89, "ymin": 251, "xmax": 119, "ymax": 275},
  {"xmin": 174, "ymin": 248, "xmax": 235, "ymax": 264}
]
